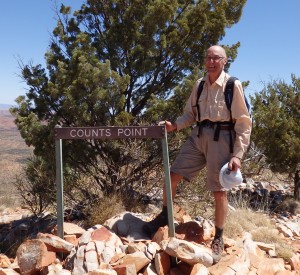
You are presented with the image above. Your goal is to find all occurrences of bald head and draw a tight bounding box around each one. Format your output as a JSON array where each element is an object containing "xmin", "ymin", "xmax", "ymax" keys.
[
  {"xmin": 205, "ymin": 45, "xmax": 227, "ymax": 82},
  {"xmin": 207, "ymin": 45, "xmax": 227, "ymax": 58}
]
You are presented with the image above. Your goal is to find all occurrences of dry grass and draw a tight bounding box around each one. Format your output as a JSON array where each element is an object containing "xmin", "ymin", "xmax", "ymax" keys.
[
  {"xmin": 225, "ymin": 209, "xmax": 272, "ymax": 238},
  {"xmin": 0, "ymin": 110, "xmax": 33, "ymax": 209},
  {"xmin": 85, "ymin": 193, "xmax": 126, "ymax": 227},
  {"xmin": 251, "ymin": 226, "xmax": 293, "ymax": 261},
  {"xmin": 225, "ymin": 208, "xmax": 293, "ymax": 261}
]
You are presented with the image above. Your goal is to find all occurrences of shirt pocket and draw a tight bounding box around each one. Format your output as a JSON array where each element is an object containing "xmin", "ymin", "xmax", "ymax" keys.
[{"xmin": 216, "ymin": 97, "xmax": 229, "ymax": 119}]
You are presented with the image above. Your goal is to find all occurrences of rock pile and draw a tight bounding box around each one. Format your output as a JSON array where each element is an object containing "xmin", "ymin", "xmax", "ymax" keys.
[
  {"xmin": 0, "ymin": 209, "xmax": 299, "ymax": 275},
  {"xmin": 0, "ymin": 179, "xmax": 299, "ymax": 274}
]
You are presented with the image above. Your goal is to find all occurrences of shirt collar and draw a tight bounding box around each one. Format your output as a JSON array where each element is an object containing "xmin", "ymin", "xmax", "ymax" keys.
[
  {"xmin": 204, "ymin": 71, "xmax": 227, "ymax": 86},
  {"xmin": 215, "ymin": 71, "xmax": 227, "ymax": 86}
]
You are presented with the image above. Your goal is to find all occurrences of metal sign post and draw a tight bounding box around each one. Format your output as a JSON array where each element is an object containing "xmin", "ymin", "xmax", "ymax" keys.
[
  {"xmin": 161, "ymin": 128, "xmax": 175, "ymax": 237},
  {"xmin": 55, "ymin": 125, "xmax": 64, "ymax": 238},
  {"xmin": 54, "ymin": 125, "xmax": 175, "ymax": 238}
]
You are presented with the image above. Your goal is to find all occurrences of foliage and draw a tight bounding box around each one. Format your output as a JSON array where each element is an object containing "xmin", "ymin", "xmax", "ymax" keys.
[
  {"xmin": 14, "ymin": 156, "xmax": 56, "ymax": 215},
  {"xmin": 10, "ymin": 0, "xmax": 246, "ymax": 199},
  {"xmin": 274, "ymin": 196, "xmax": 300, "ymax": 215},
  {"xmin": 237, "ymin": 140, "xmax": 270, "ymax": 179},
  {"xmin": 250, "ymin": 75, "xmax": 300, "ymax": 199}
]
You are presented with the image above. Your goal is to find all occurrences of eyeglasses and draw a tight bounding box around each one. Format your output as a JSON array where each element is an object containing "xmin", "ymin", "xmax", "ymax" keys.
[{"xmin": 205, "ymin": 56, "xmax": 224, "ymax": 62}]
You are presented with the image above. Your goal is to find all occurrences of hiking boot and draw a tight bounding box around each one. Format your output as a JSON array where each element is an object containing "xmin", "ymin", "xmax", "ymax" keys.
[
  {"xmin": 143, "ymin": 209, "xmax": 168, "ymax": 237},
  {"xmin": 211, "ymin": 237, "xmax": 224, "ymax": 264}
]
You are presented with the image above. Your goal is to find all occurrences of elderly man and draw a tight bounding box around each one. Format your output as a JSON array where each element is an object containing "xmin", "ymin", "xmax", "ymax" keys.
[{"xmin": 144, "ymin": 45, "xmax": 251, "ymax": 263}]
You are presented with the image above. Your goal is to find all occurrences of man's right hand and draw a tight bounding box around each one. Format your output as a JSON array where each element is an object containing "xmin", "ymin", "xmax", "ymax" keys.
[{"xmin": 158, "ymin": 120, "xmax": 177, "ymax": 132}]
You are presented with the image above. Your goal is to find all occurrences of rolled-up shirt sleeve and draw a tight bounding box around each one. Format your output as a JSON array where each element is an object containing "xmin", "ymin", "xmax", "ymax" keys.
[
  {"xmin": 175, "ymin": 81, "xmax": 199, "ymax": 131},
  {"xmin": 231, "ymin": 80, "xmax": 252, "ymax": 159}
]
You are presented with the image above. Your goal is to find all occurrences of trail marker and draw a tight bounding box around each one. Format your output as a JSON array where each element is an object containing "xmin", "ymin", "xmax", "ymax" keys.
[{"xmin": 54, "ymin": 125, "xmax": 174, "ymax": 238}]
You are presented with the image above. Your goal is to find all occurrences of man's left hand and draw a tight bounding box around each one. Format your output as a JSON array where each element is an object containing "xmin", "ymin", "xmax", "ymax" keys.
[{"xmin": 228, "ymin": 156, "xmax": 241, "ymax": 172}]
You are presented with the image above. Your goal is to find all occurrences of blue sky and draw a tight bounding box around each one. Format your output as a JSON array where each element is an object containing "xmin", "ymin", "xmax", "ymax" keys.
[{"xmin": 1, "ymin": 0, "xmax": 299, "ymax": 105}]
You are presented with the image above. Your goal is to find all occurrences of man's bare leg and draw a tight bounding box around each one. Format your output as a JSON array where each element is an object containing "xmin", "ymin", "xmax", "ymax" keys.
[
  {"xmin": 211, "ymin": 191, "xmax": 228, "ymax": 263},
  {"xmin": 214, "ymin": 191, "xmax": 228, "ymax": 229},
  {"xmin": 162, "ymin": 171, "xmax": 183, "ymax": 206}
]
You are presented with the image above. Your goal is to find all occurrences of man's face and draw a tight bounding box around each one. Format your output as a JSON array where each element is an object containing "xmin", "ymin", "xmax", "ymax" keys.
[{"xmin": 205, "ymin": 47, "xmax": 227, "ymax": 76}]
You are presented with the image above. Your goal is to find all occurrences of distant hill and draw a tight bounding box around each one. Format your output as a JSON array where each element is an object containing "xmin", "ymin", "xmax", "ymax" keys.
[
  {"xmin": 0, "ymin": 104, "xmax": 15, "ymax": 110},
  {"xmin": 0, "ymin": 109, "xmax": 17, "ymax": 129},
  {"xmin": 0, "ymin": 108, "xmax": 32, "ymax": 209}
]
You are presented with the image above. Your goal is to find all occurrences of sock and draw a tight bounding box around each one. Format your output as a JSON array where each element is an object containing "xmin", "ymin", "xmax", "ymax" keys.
[
  {"xmin": 214, "ymin": 226, "xmax": 223, "ymax": 240},
  {"xmin": 162, "ymin": 205, "xmax": 167, "ymax": 214},
  {"xmin": 162, "ymin": 206, "xmax": 168, "ymax": 223}
]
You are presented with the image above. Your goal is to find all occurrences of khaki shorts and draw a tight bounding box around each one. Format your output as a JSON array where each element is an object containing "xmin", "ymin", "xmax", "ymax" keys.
[{"xmin": 170, "ymin": 126, "xmax": 235, "ymax": 192}]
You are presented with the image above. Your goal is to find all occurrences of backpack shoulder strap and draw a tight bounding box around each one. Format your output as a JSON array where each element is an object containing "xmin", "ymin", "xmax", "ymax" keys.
[
  {"xmin": 224, "ymin": 76, "xmax": 238, "ymax": 111},
  {"xmin": 195, "ymin": 80, "xmax": 205, "ymax": 121},
  {"xmin": 225, "ymin": 76, "xmax": 251, "ymax": 118},
  {"xmin": 224, "ymin": 76, "xmax": 238, "ymax": 153}
]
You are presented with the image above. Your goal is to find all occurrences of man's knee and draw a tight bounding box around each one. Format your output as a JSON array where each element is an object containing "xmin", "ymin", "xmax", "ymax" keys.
[{"xmin": 170, "ymin": 171, "xmax": 183, "ymax": 184}]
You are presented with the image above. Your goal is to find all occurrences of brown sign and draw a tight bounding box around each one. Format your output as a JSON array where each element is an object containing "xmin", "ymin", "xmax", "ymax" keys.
[{"xmin": 54, "ymin": 126, "xmax": 165, "ymax": 140}]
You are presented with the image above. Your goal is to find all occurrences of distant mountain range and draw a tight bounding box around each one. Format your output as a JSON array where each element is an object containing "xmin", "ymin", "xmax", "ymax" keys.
[{"xmin": 0, "ymin": 104, "xmax": 15, "ymax": 110}]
